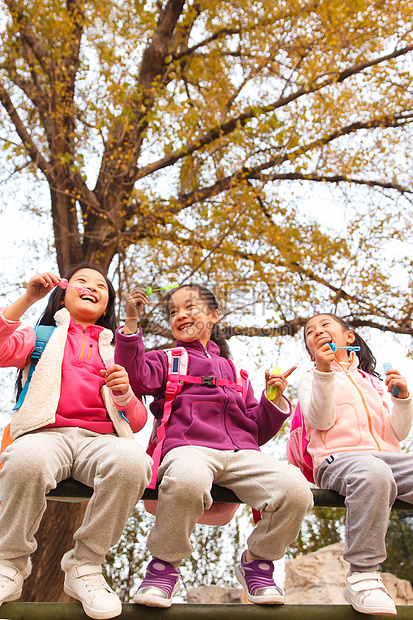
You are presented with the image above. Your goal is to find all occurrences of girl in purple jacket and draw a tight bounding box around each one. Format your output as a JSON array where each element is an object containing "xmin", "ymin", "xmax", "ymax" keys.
[{"xmin": 115, "ymin": 283, "xmax": 313, "ymax": 608}]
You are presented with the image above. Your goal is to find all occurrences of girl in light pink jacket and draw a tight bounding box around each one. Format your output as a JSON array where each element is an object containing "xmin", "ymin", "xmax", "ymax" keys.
[{"xmin": 298, "ymin": 313, "xmax": 413, "ymax": 617}]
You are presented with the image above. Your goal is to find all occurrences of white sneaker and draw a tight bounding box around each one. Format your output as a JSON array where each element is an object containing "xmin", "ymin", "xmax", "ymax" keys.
[
  {"xmin": 0, "ymin": 562, "xmax": 23, "ymax": 606},
  {"xmin": 63, "ymin": 563, "xmax": 122, "ymax": 620},
  {"xmin": 345, "ymin": 572, "xmax": 397, "ymax": 615}
]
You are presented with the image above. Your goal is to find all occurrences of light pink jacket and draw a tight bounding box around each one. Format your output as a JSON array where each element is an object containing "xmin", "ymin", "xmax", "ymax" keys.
[{"xmin": 297, "ymin": 354, "xmax": 413, "ymax": 475}]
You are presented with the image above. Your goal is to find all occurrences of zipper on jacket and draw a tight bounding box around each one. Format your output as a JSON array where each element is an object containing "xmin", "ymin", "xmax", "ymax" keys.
[
  {"xmin": 337, "ymin": 361, "xmax": 381, "ymax": 451},
  {"xmin": 78, "ymin": 326, "xmax": 86, "ymax": 361},
  {"xmin": 215, "ymin": 356, "xmax": 241, "ymax": 451}
]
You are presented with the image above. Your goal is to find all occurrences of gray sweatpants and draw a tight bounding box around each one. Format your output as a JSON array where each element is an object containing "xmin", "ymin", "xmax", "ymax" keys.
[
  {"xmin": 316, "ymin": 451, "xmax": 413, "ymax": 573},
  {"xmin": 0, "ymin": 427, "xmax": 152, "ymax": 573},
  {"xmin": 147, "ymin": 445, "xmax": 314, "ymax": 566}
]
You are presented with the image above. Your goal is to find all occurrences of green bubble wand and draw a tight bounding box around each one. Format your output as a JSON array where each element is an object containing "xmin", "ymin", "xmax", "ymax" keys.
[{"xmin": 145, "ymin": 284, "xmax": 179, "ymax": 295}]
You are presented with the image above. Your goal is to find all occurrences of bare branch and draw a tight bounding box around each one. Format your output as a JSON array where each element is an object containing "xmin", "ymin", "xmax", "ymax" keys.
[
  {"xmin": 136, "ymin": 43, "xmax": 413, "ymax": 180},
  {"xmin": 0, "ymin": 82, "xmax": 51, "ymax": 175}
]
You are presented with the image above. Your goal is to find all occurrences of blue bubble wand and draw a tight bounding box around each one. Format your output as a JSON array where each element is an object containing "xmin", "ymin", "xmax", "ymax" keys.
[{"xmin": 328, "ymin": 343, "xmax": 361, "ymax": 352}]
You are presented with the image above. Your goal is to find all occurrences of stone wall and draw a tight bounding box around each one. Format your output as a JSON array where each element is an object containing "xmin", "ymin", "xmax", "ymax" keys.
[
  {"xmin": 187, "ymin": 543, "xmax": 413, "ymax": 605},
  {"xmin": 285, "ymin": 542, "xmax": 413, "ymax": 605}
]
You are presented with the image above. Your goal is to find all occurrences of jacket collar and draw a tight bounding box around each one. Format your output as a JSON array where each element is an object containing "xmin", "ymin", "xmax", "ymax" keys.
[
  {"xmin": 331, "ymin": 351, "xmax": 359, "ymax": 373},
  {"xmin": 53, "ymin": 307, "xmax": 113, "ymax": 344},
  {"xmin": 175, "ymin": 339, "xmax": 221, "ymax": 356}
]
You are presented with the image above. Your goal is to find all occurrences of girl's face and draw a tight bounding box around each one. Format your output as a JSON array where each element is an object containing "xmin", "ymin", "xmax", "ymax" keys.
[
  {"xmin": 304, "ymin": 314, "xmax": 355, "ymax": 361},
  {"xmin": 169, "ymin": 287, "xmax": 219, "ymax": 347},
  {"xmin": 63, "ymin": 268, "xmax": 109, "ymax": 327}
]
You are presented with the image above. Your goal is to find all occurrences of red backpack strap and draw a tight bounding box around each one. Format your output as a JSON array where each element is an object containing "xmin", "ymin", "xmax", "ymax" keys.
[{"xmin": 148, "ymin": 347, "xmax": 188, "ymax": 489}]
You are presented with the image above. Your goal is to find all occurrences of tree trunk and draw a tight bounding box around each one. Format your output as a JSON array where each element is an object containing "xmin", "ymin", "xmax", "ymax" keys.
[
  {"xmin": 50, "ymin": 181, "xmax": 84, "ymax": 274},
  {"xmin": 21, "ymin": 500, "xmax": 87, "ymax": 602}
]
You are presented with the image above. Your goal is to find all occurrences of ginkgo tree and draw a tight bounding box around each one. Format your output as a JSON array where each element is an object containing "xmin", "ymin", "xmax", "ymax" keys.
[
  {"xmin": 0, "ymin": 0, "xmax": 413, "ymax": 341},
  {"xmin": 1, "ymin": 0, "xmax": 413, "ymax": 603}
]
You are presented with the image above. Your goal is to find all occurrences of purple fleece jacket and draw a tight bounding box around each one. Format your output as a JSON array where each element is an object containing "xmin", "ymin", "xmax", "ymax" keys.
[{"xmin": 115, "ymin": 328, "xmax": 291, "ymax": 459}]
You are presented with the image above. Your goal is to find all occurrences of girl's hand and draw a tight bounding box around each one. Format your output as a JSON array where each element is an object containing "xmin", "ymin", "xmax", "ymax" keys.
[
  {"xmin": 384, "ymin": 368, "xmax": 409, "ymax": 399},
  {"xmin": 101, "ymin": 363, "xmax": 130, "ymax": 395},
  {"xmin": 124, "ymin": 288, "xmax": 149, "ymax": 334},
  {"xmin": 315, "ymin": 340, "xmax": 335, "ymax": 372},
  {"xmin": 3, "ymin": 272, "xmax": 60, "ymax": 322},
  {"xmin": 26, "ymin": 272, "xmax": 61, "ymax": 303},
  {"xmin": 265, "ymin": 366, "xmax": 297, "ymax": 407}
]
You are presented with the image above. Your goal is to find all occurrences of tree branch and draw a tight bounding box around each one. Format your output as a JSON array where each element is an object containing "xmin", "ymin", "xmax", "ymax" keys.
[
  {"xmin": 135, "ymin": 43, "xmax": 413, "ymax": 180},
  {"xmin": 0, "ymin": 82, "xmax": 51, "ymax": 175}
]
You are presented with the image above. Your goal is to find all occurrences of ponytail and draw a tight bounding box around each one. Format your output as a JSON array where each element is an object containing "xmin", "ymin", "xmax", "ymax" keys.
[{"xmin": 351, "ymin": 331, "xmax": 380, "ymax": 378}]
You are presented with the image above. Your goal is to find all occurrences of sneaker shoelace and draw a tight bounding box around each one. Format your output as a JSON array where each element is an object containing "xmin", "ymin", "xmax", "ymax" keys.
[{"xmin": 80, "ymin": 573, "xmax": 112, "ymax": 594}]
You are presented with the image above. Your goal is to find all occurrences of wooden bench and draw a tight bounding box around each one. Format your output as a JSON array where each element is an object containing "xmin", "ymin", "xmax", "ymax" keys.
[
  {"xmin": 46, "ymin": 477, "xmax": 413, "ymax": 511},
  {"xmin": 1, "ymin": 480, "xmax": 411, "ymax": 619},
  {"xmin": 2, "ymin": 601, "xmax": 413, "ymax": 619}
]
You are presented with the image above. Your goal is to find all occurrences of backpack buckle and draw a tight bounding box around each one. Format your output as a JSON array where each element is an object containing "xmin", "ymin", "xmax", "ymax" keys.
[
  {"xmin": 165, "ymin": 385, "xmax": 179, "ymax": 400},
  {"xmin": 201, "ymin": 376, "xmax": 218, "ymax": 387}
]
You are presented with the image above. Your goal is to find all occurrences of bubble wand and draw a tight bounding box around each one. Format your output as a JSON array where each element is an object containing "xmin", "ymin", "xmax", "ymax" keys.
[
  {"xmin": 328, "ymin": 343, "xmax": 360, "ymax": 352},
  {"xmin": 145, "ymin": 284, "xmax": 179, "ymax": 295},
  {"xmin": 266, "ymin": 365, "xmax": 281, "ymax": 400},
  {"xmin": 58, "ymin": 279, "xmax": 92, "ymax": 295}
]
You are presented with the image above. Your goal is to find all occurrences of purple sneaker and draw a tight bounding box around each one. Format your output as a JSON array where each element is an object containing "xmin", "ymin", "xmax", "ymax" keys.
[
  {"xmin": 133, "ymin": 558, "xmax": 180, "ymax": 608},
  {"xmin": 235, "ymin": 550, "xmax": 284, "ymax": 605}
]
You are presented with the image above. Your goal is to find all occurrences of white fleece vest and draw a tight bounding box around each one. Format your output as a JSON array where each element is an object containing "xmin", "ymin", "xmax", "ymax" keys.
[{"xmin": 10, "ymin": 308, "xmax": 133, "ymax": 440}]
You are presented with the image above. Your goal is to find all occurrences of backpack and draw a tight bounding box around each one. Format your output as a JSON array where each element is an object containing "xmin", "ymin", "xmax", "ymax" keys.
[
  {"xmin": 144, "ymin": 347, "xmax": 250, "ymax": 526},
  {"xmin": 286, "ymin": 369, "xmax": 385, "ymax": 485},
  {"xmin": 286, "ymin": 403, "xmax": 314, "ymax": 484},
  {"xmin": 0, "ymin": 324, "xmax": 56, "ymax": 469}
]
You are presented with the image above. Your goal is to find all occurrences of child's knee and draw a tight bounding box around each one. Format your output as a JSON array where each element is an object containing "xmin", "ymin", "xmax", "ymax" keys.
[
  {"xmin": 104, "ymin": 441, "xmax": 152, "ymax": 482},
  {"xmin": 353, "ymin": 457, "xmax": 396, "ymax": 495},
  {"xmin": 161, "ymin": 467, "xmax": 212, "ymax": 503},
  {"xmin": 265, "ymin": 469, "xmax": 313, "ymax": 515},
  {"xmin": 1, "ymin": 444, "xmax": 53, "ymax": 482}
]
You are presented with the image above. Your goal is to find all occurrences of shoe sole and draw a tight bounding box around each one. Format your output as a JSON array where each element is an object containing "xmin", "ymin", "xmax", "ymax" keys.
[
  {"xmin": 64, "ymin": 584, "xmax": 122, "ymax": 619},
  {"xmin": 235, "ymin": 565, "xmax": 285, "ymax": 605},
  {"xmin": 134, "ymin": 581, "xmax": 180, "ymax": 608},
  {"xmin": 345, "ymin": 589, "xmax": 397, "ymax": 615}
]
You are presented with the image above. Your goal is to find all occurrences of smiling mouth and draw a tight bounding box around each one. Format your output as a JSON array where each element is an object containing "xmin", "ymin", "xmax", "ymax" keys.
[
  {"xmin": 317, "ymin": 336, "xmax": 332, "ymax": 346},
  {"xmin": 179, "ymin": 322, "xmax": 193, "ymax": 331},
  {"xmin": 80, "ymin": 294, "xmax": 98, "ymax": 304}
]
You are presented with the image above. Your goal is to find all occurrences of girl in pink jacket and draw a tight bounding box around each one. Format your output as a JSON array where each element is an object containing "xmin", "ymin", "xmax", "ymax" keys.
[
  {"xmin": 0, "ymin": 263, "xmax": 152, "ymax": 620},
  {"xmin": 298, "ymin": 313, "xmax": 413, "ymax": 616}
]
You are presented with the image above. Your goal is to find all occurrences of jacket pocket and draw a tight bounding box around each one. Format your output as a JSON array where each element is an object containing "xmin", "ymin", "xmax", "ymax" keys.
[{"xmin": 183, "ymin": 400, "xmax": 230, "ymax": 445}]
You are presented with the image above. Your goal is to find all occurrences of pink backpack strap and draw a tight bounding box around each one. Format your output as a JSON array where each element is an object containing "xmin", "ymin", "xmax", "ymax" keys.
[
  {"xmin": 358, "ymin": 369, "xmax": 384, "ymax": 396},
  {"xmin": 168, "ymin": 357, "xmax": 249, "ymax": 398},
  {"xmin": 178, "ymin": 373, "xmax": 245, "ymax": 394},
  {"xmin": 148, "ymin": 348, "xmax": 249, "ymax": 489},
  {"xmin": 148, "ymin": 347, "xmax": 188, "ymax": 489},
  {"xmin": 228, "ymin": 359, "xmax": 249, "ymax": 400}
]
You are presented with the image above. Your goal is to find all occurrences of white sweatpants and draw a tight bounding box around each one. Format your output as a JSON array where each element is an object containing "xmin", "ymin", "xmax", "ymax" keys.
[{"xmin": 0, "ymin": 427, "xmax": 152, "ymax": 573}]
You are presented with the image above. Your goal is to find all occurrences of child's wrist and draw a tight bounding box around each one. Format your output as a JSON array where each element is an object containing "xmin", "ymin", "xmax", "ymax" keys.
[
  {"xmin": 315, "ymin": 362, "xmax": 331, "ymax": 373},
  {"xmin": 124, "ymin": 317, "xmax": 139, "ymax": 335}
]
